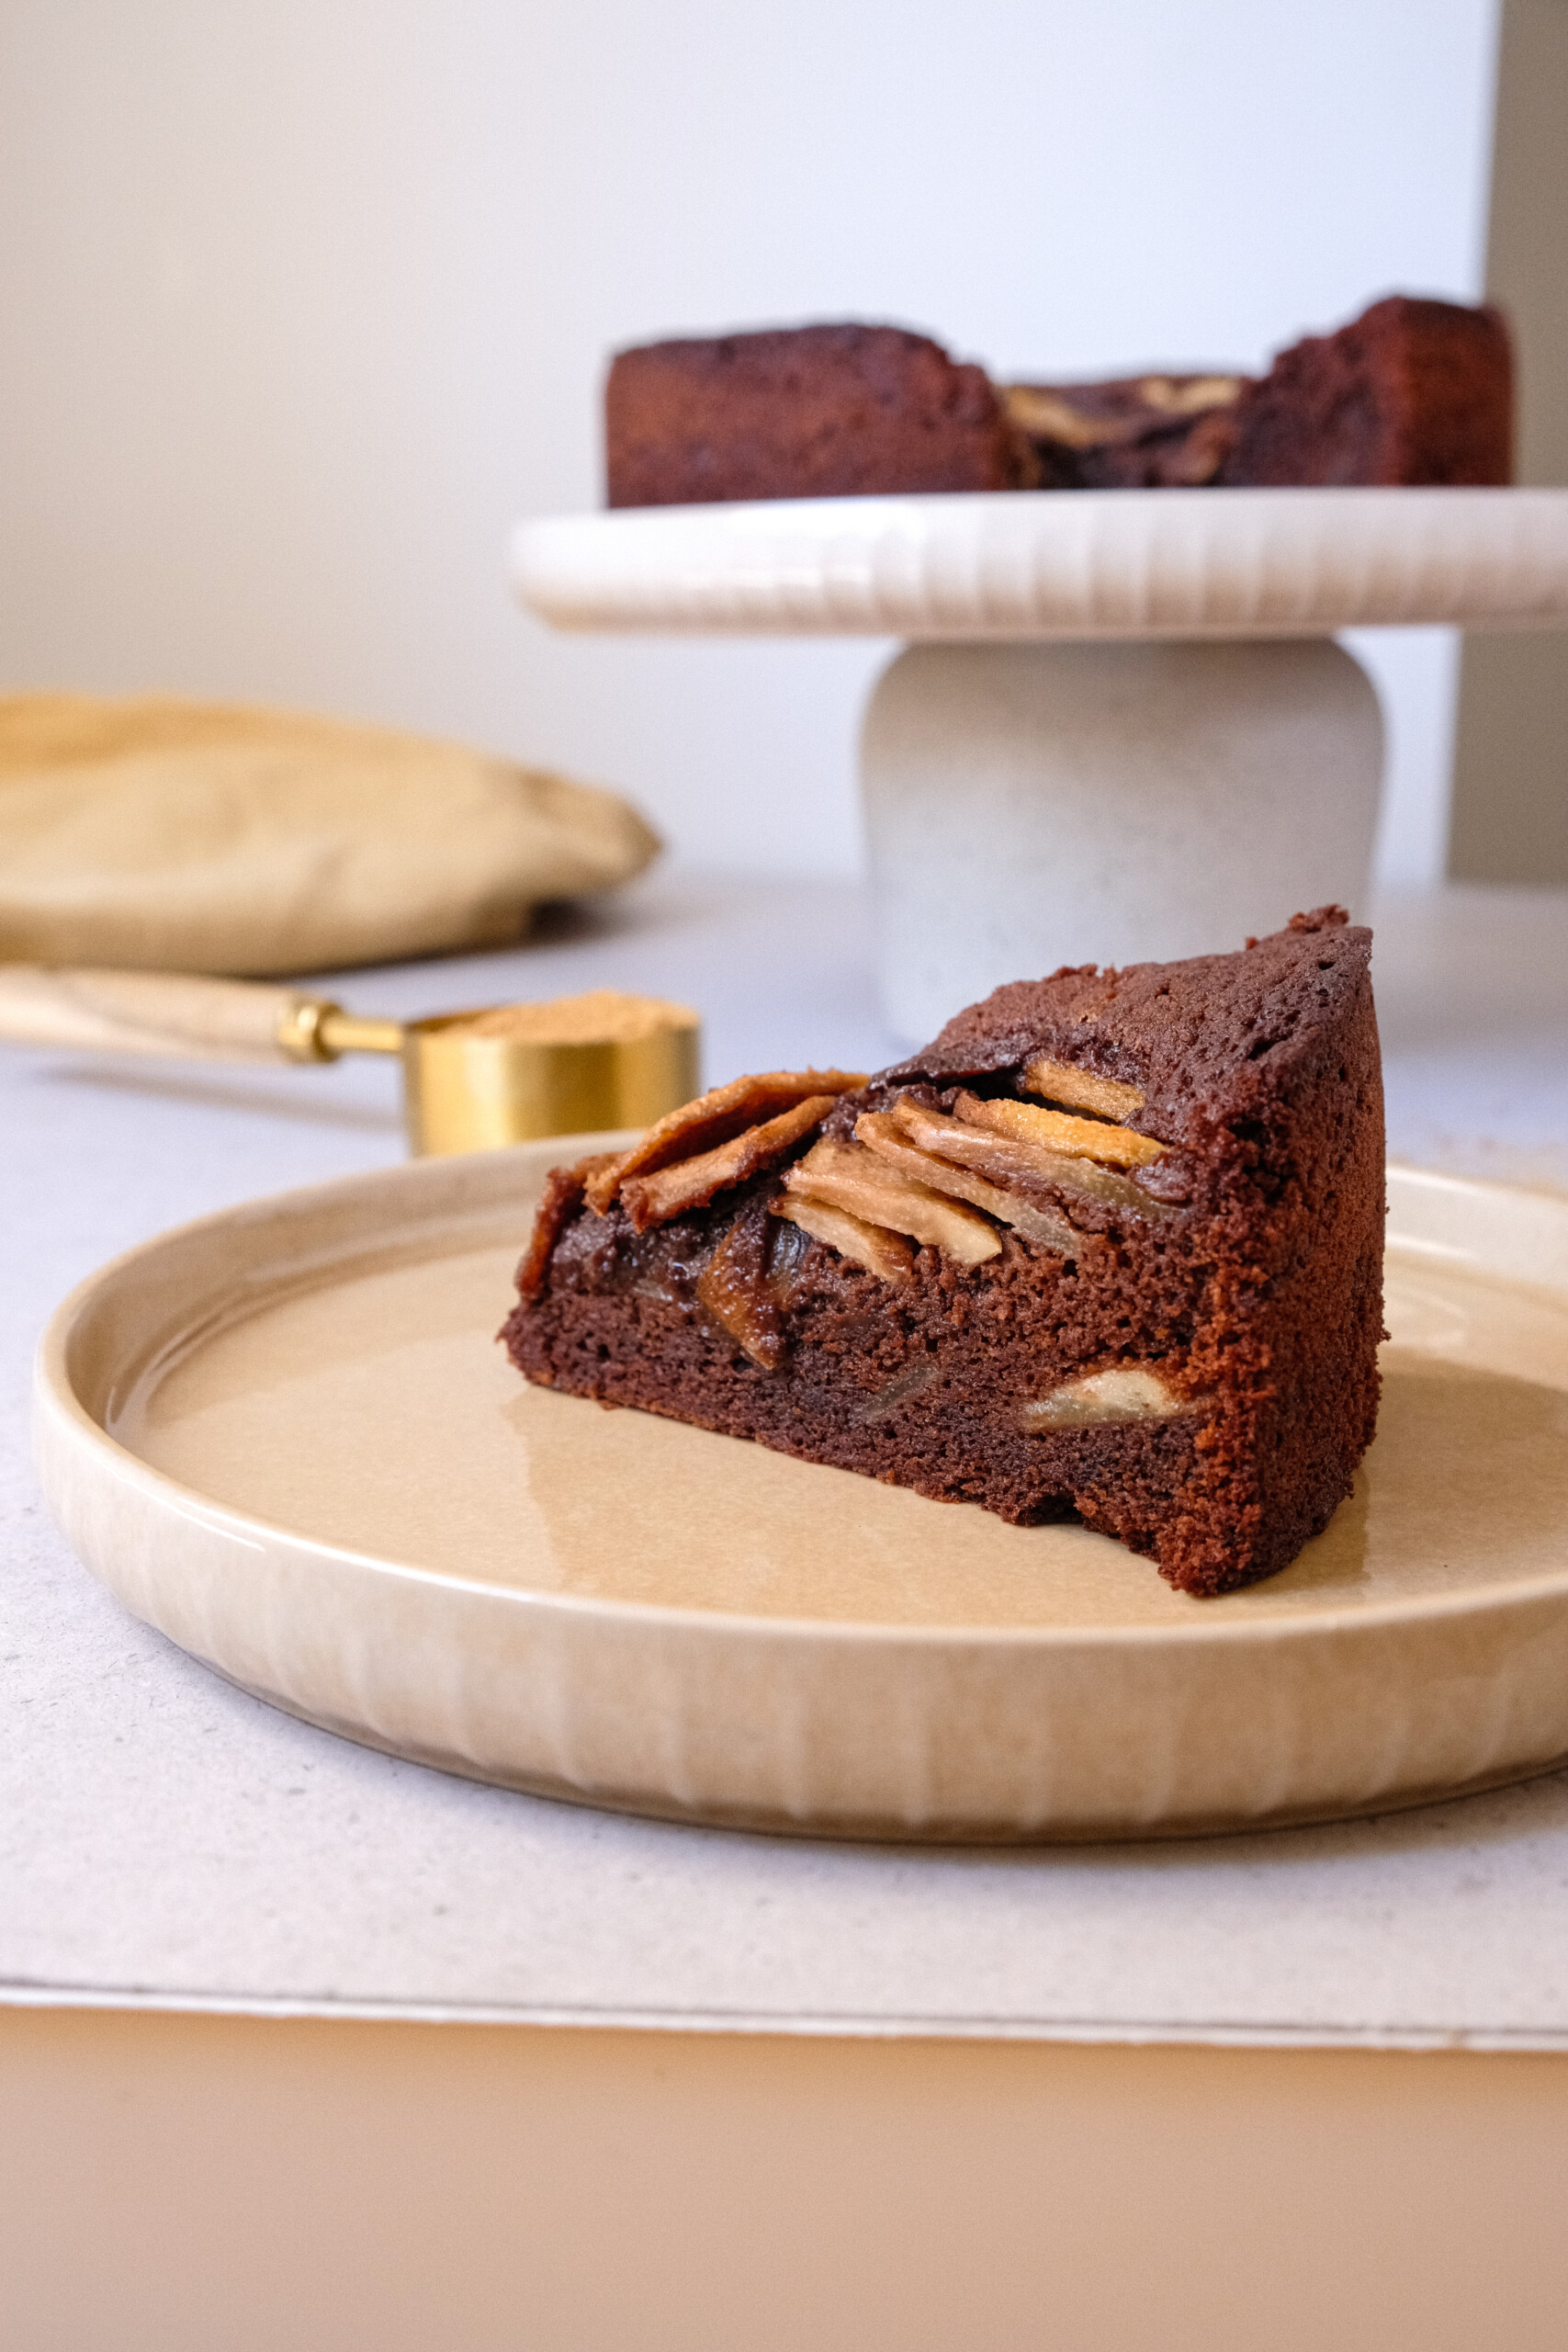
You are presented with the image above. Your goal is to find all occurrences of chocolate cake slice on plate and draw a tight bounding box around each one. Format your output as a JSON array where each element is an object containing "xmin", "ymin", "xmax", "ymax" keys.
[{"xmin": 502, "ymin": 910, "xmax": 1383, "ymax": 1597}]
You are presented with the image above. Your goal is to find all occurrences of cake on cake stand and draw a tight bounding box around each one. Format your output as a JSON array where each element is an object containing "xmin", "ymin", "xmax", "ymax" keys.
[{"xmin": 513, "ymin": 487, "xmax": 1568, "ymax": 1036}]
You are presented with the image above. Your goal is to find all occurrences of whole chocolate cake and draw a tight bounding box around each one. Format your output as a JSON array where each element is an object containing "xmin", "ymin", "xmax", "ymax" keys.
[
  {"xmin": 604, "ymin": 295, "xmax": 1511, "ymax": 504},
  {"xmin": 503, "ymin": 910, "xmax": 1383, "ymax": 1598}
]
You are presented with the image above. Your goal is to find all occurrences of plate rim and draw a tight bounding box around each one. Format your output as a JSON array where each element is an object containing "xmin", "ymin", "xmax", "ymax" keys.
[{"xmin": 33, "ymin": 1145, "xmax": 1568, "ymax": 1653}]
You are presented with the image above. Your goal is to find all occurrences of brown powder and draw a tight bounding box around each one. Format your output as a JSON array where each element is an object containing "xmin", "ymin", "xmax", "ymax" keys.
[{"xmin": 449, "ymin": 989, "xmax": 697, "ymax": 1046}]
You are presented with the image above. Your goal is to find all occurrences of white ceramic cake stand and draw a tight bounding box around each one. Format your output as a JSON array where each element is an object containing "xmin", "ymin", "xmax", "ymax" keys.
[{"xmin": 513, "ymin": 488, "xmax": 1568, "ymax": 1037}]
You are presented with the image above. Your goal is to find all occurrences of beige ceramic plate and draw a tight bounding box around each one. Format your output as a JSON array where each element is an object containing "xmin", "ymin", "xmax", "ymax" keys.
[{"xmin": 32, "ymin": 1147, "xmax": 1568, "ymax": 1842}]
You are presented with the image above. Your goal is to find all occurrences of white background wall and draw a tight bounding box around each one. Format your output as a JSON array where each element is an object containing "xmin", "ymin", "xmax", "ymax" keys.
[{"xmin": 0, "ymin": 0, "xmax": 1498, "ymax": 886}]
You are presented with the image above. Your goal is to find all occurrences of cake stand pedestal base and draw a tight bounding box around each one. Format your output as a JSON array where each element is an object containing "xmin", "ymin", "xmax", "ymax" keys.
[{"xmin": 860, "ymin": 638, "xmax": 1383, "ymax": 1041}]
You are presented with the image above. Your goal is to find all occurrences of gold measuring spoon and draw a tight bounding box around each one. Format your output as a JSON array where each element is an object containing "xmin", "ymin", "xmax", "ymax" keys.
[{"xmin": 0, "ymin": 965, "xmax": 699, "ymax": 1156}]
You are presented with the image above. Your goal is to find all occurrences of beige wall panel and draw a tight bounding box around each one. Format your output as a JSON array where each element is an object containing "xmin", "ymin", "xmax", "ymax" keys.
[{"xmin": 1450, "ymin": 0, "xmax": 1568, "ymax": 883}]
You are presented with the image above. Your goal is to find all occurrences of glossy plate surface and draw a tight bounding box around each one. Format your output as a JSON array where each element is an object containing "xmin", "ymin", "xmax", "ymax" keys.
[
  {"xmin": 33, "ymin": 1146, "xmax": 1568, "ymax": 1840},
  {"xmin": 513, "ymin": 488, "xmax": 1568, "ymax": 639}
]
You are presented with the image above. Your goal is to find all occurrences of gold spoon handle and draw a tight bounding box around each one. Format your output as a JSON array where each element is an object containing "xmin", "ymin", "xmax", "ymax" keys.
[
  {"xmin": 0, "ymin": 963, "xmax": 402, "ymax": 1066},
  {"xmin": 315, "ymin": 1007, "xmax": 404, "ymax": 1058}
]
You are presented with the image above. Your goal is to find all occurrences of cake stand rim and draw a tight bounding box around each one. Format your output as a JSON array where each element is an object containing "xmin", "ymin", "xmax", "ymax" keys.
[
  {"xmin": 511, "ymin": 484, "xmax": 1568, "ymax": 641},
  {"xmin": 31, "ymin": 1142, "xmax": 1568, "ymax": 1654}
]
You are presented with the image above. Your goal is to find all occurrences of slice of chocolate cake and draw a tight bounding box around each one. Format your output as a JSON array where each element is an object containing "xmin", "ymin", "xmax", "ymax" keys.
[
  {"xmin": 502, "ymin": 910, "xmax": 1383, "ymax": 1598},
  {"xmin": 1222, "ymin": 294, "xmax": 1513, "ymax": 487},
  {"xmin": 604, "ymin": 323, "xmax": 1037, "ymax": 506}
]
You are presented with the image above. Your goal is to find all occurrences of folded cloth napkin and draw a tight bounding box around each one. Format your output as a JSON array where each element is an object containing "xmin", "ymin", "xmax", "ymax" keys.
[{"xmin": 0, "ymin": 694, "xmax": 661, "ymax": 974}]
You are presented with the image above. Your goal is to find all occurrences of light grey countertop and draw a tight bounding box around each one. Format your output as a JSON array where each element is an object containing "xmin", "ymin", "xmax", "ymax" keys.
[{"xmin": 6, "ymin": 874, "xmax": 1568, "ymax": 2047}]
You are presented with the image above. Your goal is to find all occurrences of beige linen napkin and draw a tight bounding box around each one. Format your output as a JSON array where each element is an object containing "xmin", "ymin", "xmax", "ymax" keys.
[{"xmin": 0, "ymin": 695, "xmax": 661, "ymax": 974}]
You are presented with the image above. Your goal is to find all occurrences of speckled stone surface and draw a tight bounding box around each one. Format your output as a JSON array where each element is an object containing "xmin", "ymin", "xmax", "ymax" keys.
[{"xmin": 5, "ymin": 873, "xmax": 1568, "ymax": 2043}]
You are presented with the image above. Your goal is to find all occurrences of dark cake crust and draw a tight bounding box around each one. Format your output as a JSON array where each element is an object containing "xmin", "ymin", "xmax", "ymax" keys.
[
  {"xmin": 503, "ymin": 914, "xmax": 1383, "ymax": 1598},
  {"xmin": 605, "ymin": 323, "xmax": 1035, "ymax": 507}
]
